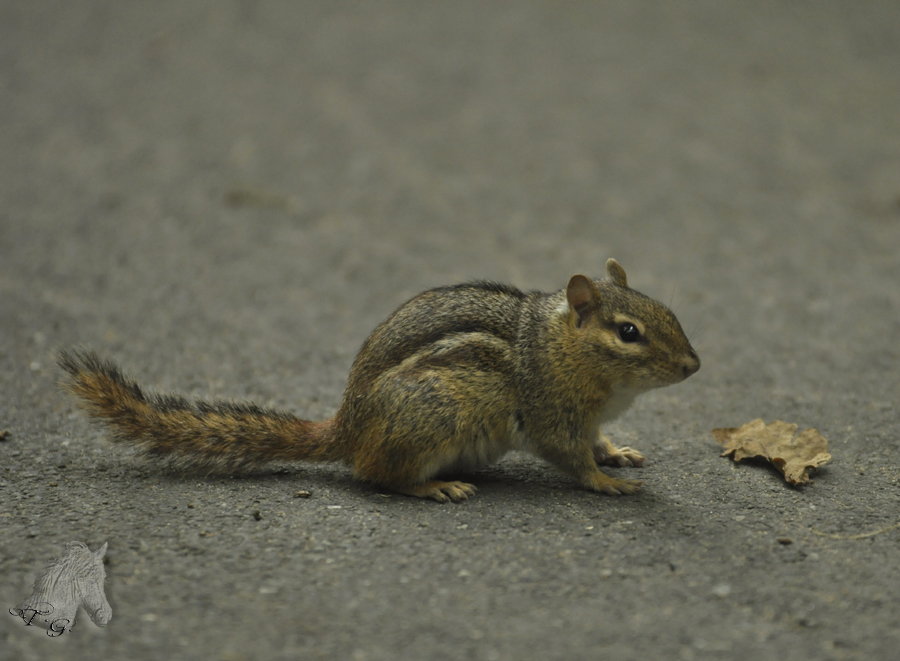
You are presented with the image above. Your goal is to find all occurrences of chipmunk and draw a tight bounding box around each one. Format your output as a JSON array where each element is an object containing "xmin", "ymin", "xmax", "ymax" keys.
[{"xmin": 59, "ymin": 259, "xmax": 699, "ymax": 502}]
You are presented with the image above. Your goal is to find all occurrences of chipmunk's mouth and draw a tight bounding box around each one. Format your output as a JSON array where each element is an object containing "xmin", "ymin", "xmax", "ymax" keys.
[{"xmin": 679, "ymin": 351, "xmax": 701, "ymax": 381}]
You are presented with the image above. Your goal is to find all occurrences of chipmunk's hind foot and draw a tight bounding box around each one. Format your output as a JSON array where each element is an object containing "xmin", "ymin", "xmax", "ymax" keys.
[{"xmin": 395, "ymin": 481, "xmax": 477, "ymax": 503}]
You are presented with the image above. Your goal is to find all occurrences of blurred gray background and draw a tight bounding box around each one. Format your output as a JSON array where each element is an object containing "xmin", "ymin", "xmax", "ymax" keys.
[{"xmin": 1, "ymin": 1, "xmax": 899, "ymax": 659}]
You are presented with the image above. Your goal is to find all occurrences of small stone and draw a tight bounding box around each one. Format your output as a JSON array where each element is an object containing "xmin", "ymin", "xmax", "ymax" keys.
[{"xmin": 711, "ymin": 584, "xmax": 732, "ymax": 598}]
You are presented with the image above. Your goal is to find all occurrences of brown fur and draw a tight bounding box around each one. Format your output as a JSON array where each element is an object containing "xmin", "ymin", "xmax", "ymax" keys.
[
  {"xmin": 59, "ymin": 259, "xmax": 699, "ymax": 502},
  {"xmin": 58, "ymin": 350, "xmax": 342, "ymax": 473}
]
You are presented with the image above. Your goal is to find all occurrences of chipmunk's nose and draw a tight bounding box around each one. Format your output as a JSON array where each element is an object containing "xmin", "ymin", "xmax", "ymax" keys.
[{"xmin": 682, "ymin": 349, "xmax": 700, "ymax": 379}]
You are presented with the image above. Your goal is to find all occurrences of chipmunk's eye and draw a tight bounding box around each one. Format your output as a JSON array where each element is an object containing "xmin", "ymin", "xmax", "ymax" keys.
[{"xmin": 617, "ymin": 323, "xmax": 641, "ymax": 343}]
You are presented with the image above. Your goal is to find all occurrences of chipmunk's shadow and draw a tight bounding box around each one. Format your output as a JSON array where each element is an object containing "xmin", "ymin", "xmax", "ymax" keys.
[
  {"xmin": 443, "ymin": 453, "xmax": 653, "ymax": 503},
  {"xmin": 115, "ymin": 457, "xmax": 359, "ymax": 492},
  {"xmin": 103, "ymin": 454, "xmax": 660, "ymax": 504}
]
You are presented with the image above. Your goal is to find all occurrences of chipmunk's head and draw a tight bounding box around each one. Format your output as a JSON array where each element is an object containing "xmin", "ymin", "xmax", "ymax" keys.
[{"xmin": 565, "ymin": 259, "xmax": 700, "ymax": 391}]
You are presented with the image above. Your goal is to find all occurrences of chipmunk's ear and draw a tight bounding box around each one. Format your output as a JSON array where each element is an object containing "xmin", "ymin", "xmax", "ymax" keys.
[
  {"xmin": 567, "ymin": 274, "xmax": 600, "ymax": 326},
  {"xmin": 606, "ymin": 258, "xmax": 628, "ymax": 287},
  {"xmin": 94, "ymin": 542, "xmax": 108, "ymax": 560}
]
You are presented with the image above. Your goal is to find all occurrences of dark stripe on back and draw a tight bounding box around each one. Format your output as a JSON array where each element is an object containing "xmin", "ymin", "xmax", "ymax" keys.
[{"xmin": 428, "ymin": 281, "xmax": 530, "ymax": 299}]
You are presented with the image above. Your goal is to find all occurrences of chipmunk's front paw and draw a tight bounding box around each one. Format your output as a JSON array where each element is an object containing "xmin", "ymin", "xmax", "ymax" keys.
[
  {"xmin": 593, "ymin": 434, "xmax": 646, "ymax": 468},
  {"xmin": 595, "ymin": 445, "xmax": 645, "ymax": 468},
  {"xmin": 588, "ymin": 472, "xmax": 643, "ymax": 496}
]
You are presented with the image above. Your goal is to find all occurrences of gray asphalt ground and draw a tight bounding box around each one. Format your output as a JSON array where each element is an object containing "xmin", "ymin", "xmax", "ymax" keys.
[{"xmin": 2, "ymin": 2, "xmax": 899, "ymax": 659}]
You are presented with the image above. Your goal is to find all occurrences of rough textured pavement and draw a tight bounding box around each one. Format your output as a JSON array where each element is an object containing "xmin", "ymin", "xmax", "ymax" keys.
[{"xmin": 2, "ymin": 2, "xmax": 900, "ymax": 659}]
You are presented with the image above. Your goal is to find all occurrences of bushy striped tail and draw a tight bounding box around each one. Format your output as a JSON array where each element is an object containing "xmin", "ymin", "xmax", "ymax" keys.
[{"xmin": 58, "ymin": 349, "xmax": 340, "ymax": 473}]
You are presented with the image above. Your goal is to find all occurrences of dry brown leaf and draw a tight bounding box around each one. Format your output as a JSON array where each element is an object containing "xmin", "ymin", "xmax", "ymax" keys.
[{"xmin": 713, "ymin": 419, "xmax": 831, "ymax": 485}]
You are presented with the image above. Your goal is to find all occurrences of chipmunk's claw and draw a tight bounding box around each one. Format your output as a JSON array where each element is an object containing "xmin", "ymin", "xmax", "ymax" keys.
[
  {"xmin": 595, "ymin": 445, "xmax": 646, "ymax": 468},
  {"xmin": 589, "ymin": 472, "xmax": 643, "ymax": 496},
  {"xmin": 396, "ymin": 480, "xmax": 477, "ymax": 503}
]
